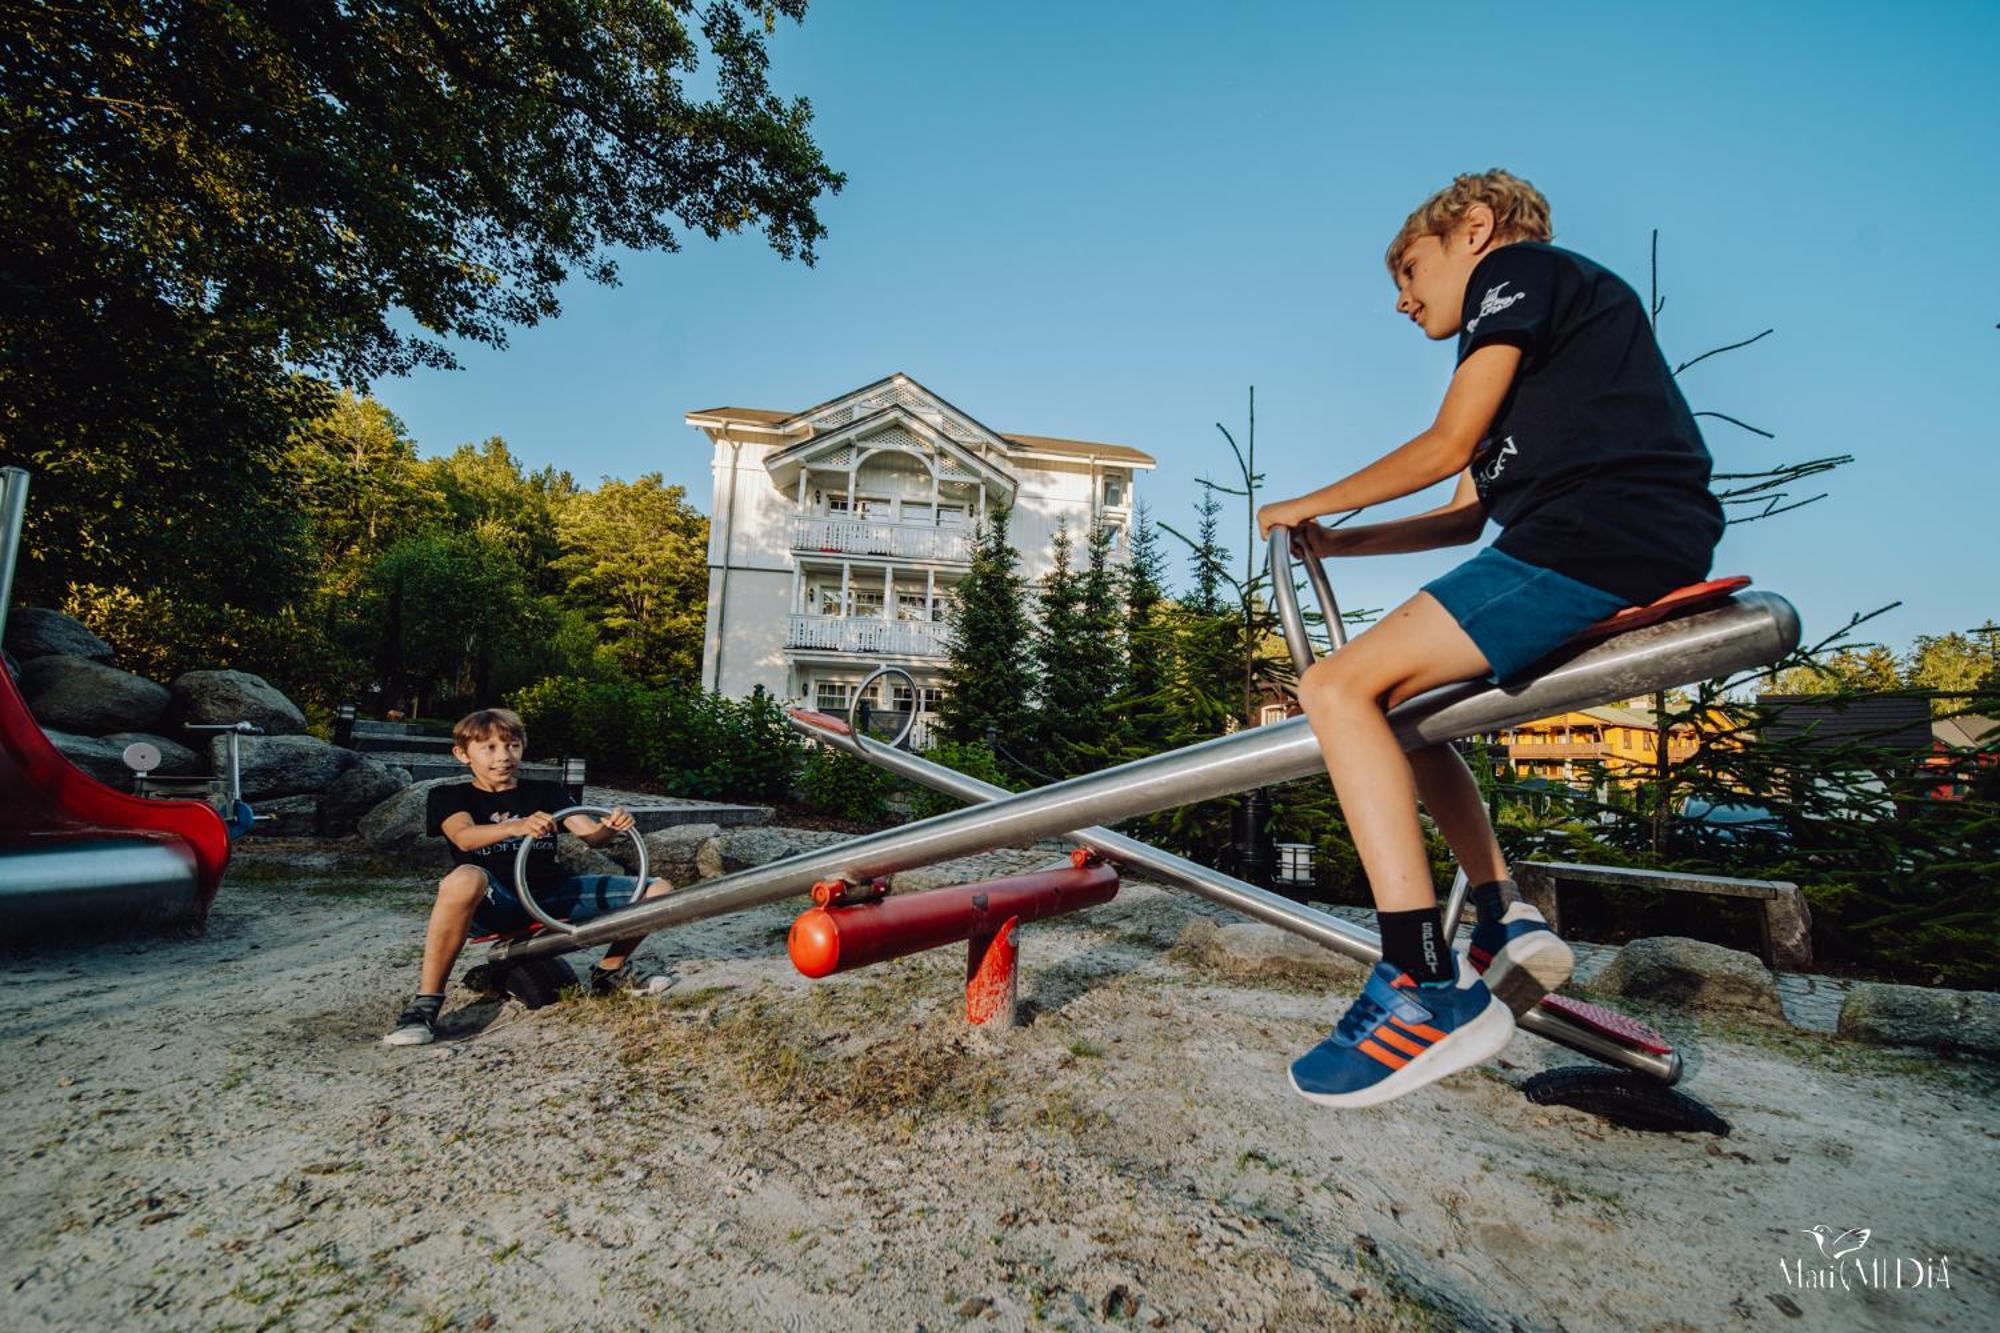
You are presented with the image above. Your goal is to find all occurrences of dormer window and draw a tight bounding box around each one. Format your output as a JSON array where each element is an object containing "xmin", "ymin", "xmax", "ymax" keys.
[{"xmin": 1103, "ymin": 474, "xmax": 1127, "ymax": 508}]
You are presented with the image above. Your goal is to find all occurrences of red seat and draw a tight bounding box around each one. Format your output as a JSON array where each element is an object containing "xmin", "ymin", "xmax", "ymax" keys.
[{"xmin": 1570, "ymin": 575, "xmax": 1751, "ymax": 645}]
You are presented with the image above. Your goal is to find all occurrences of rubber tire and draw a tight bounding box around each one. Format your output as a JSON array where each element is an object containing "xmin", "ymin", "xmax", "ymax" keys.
[
  {"xmin": 1522, "ymin": 1066, "xmax": 1732, "ymax": 1135},
  {"xmin": 501, "ymin": 957, "xmax": 578, "ymax": 1010},
  {"xmin": 460, "ymin": 961, "xmax": 504, "ymax": 996}
]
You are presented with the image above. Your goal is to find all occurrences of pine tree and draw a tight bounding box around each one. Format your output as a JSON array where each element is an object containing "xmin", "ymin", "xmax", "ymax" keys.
[
  {"xmin": 1030, "ymin": 520, "xmax": 1092, "ymax": 774},
  {"xmin": 937, "ymin": 506, "xmax": 1036, "ymax": 749},
  {"xmin": 1036, "ymin": 520, "xmax": 1128, "ymax": 775}
]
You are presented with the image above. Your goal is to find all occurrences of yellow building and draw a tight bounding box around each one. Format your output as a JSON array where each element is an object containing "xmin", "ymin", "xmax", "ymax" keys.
[{"xmin": 1494, "ymin": 703, "xmax": 1706, "ymax": 783}]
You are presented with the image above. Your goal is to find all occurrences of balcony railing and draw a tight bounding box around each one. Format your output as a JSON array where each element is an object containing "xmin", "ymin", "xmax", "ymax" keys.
[
  {"xmin": 787, "ymin": 614, "xmax": 949, "ymax": 658},
  {"xmin": 791, "ymin": 515, "xmax": 973, "ymax": 563}
]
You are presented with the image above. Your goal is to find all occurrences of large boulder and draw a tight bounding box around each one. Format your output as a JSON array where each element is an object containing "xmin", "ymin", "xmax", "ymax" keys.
[
  {"xmin": 170, "ymin": 669, "xmax": 307, "ymax": 736},
  {"xmin": 3, "ymin": 608, "xmax": 115, "ymax": 664},
  {"xmin": 1587, "ymin": 935, "xmax": 1787, "ymax": 1021},
  {"xmin": 250, "ymin": 795, "xmax": 322, "ymax": 838},
  {"xmin": 714, "ymin": 825, "xmax": 854, "ymax": 874},
  {"xmin": 44, "ymin": 730, "xmax": 135, "ymax": 786},
  {"xmin": 218, "ymin": 733, "xmax": 357, "ymax": 802},
  {"xmin": 317, "ymin": 758, "xmax": 413, "ymax": 836},
  {"xmin": 357, "ymin": 777, "xmax": 465, "ymax": 868},
  {"xmin": 1174, "ymin": 920, "xmax": 1368, "ymax": 987},
  {"xmin": 21, "ymin": 655, "xmax": 170, "ymax": 735},
  {"xmin": 102, "ymin": 732, "xmax": 202, "ymax": 777},
  {"xmin": 630, "ymin": 822, "xmax": 723, "ymax": 885},
  {"xmin": 1838, "ymin": 983, "xmax": 2000, "ymax": 1058}
]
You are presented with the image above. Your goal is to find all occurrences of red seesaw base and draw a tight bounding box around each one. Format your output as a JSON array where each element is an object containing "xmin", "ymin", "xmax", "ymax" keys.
[{"xmin": 788, "ymin": 849, "xmax": 1119, "ymax": 1026}]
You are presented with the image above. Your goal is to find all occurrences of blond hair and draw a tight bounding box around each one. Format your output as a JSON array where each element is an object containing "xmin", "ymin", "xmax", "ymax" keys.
[
  {"xmin": 453, "ymin": 707, "xmax": 527, "ymax": 748},
  {"xmin": 1386, "ymin": 169, "xmax": 1553, "ymax": 272}
]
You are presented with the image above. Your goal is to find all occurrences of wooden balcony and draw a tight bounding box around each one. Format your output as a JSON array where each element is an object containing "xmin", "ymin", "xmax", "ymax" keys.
[
  {"xmin": 787, "ymin": 614, "xmax": 949, "ymax": 659},
  {"xmin": 790, "ymin": 515, "xmax": 973, "ymax": 564}
]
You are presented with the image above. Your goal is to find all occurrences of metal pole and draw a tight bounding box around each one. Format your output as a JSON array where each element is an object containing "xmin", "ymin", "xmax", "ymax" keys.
[
  {"xmin": 0, "ymin": 467, "xmax": 30, "ymax": 636},
  {"xmin": 493, "ymin": 590, "xmax": 1796, "ymax": 982}
]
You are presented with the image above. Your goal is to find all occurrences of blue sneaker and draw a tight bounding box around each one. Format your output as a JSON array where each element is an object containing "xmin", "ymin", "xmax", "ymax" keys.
[
  {"xmin": 1467, "ymin": 902, "xmax": 1574, "ymax": 1016},
  {"xmin": 1288, "ymin": 959, "xmax": 1515, "ymax": 1108}
]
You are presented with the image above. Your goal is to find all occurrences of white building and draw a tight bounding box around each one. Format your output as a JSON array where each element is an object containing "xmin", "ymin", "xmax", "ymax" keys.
[{"xmin": 689, "ymin": 374, "xmax": 1156, "ymax": 739}]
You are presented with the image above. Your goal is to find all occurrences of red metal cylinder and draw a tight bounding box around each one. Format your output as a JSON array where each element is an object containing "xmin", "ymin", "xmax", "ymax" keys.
[{"xmin": 787, "ymin": 862, "xmax": 1119, "ymax": 979}]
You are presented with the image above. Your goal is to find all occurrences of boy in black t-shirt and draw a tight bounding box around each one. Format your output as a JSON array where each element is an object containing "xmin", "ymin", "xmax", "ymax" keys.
[
  {"xmin": 383, "ymin": 707, "xmax": 676, "ymax": 1046},
  {"xmin": 1256, "ymin": 170, "xmax": 1724, "ymax": 1108}
]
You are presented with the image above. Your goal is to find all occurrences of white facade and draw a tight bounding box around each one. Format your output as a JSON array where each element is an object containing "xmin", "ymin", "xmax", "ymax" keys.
[{"xmin": 690, "ymin": 374, "xmax": 1155, "ymax": 742}]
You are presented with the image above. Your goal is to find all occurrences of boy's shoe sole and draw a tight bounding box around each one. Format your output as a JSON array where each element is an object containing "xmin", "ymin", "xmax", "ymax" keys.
[
  {"xmin": 1288, "ymin": 994, "xmax": 1516, "ymax": 1109},
  {"xmin": 381, "ymin": 1024, "xmax": 436, "ymax": 1047},
  {"xmin": 1479, "ymin": 931, "xmax": 1575, "ymax": 1016}
]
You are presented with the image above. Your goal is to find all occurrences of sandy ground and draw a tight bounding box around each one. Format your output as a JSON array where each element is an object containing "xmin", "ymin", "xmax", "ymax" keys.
[{"xmin": 1, "ymin": 843, "xmax": 1993, "ymax": 1333}]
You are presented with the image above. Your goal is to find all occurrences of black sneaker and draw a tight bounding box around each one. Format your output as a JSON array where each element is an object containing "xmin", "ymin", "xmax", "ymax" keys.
[
  {"xmin": 589, "ymin": 958, "xmax": 674, "ymax": 998},
  {"xmin": 382, "ymin": 1004, "xmax": 439, "ymax": 1046}
]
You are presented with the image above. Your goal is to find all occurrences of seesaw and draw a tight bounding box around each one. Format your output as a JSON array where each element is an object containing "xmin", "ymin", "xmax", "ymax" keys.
[{"xmin": 489, "ymin": 527, "xmax": 1795, "ymax": 1127}]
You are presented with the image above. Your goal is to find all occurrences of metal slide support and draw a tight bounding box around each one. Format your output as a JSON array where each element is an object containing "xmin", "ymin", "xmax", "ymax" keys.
[
  {"xmin": 0, "ymin": 467, "xmax": 29, "ymax": 635},
  {"xmin": 783, "ymin": 712, "xmax": 1683, "ymax": 1081},
  {"xmin": 491, "ymin": 590, "xmax": 1797, "ymax": 999}
]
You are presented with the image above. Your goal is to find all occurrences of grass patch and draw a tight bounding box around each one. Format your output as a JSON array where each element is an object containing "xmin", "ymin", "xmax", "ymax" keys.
[{"xmin": 1524, "ymin": 1167, "xmax": 1623, "ymax": 1210}]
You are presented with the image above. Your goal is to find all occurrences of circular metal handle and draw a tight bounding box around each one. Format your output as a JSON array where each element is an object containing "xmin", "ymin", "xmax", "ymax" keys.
[
  {"xmin": 510, "ymin": 805, "xmax": 650, "ymax": 936},
  {"xmin": 1267, "ymin": 525, "xmax": 1350, "ymax": 676},
  {"xmin": 848, "ymin": 664, "xmax": 920, "ymax": 751}
]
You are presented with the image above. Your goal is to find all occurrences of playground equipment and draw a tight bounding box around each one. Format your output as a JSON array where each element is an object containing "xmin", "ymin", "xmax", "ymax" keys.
[
  {"xmin": 489, "ymin": 531, "xmax": 1795, "ymax": 1091},
  {"xmin": 0, "ymin": 468, "xmax": 237, "ymax": 933},
  {"xmin": 788, "ymin": 852, "xmax": 1122, "ymax": 1025}
]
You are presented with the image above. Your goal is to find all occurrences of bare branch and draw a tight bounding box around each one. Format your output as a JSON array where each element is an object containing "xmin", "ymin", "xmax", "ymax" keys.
[
  {"xmin": 1674, "ymin": 328, "xmax": 1773, "ymax": 375},
  {"xmin": 1693, "ymin": 410, "xmax": 1775, "ymax": 439}
]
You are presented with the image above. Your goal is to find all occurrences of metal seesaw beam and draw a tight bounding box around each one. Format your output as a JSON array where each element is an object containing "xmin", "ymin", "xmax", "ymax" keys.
[{"xmin": 492, "ymin": 590, "xmax": 1799, "ymax": 1006}]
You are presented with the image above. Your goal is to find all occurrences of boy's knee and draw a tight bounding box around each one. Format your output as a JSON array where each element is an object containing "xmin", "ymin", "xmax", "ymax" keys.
[
  {"xmin": 438, "ymin": 866, "xmax": 486, "ymax": 903},
  {"xmin": 641, "ymin": 877, "xmax": 674, "ymax": 899}
]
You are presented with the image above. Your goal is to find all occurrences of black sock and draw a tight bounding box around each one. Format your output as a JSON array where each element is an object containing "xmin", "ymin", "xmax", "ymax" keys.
[
  {"xmin": 1469, "ymin": 879, "xmax": 1521, "ymax": 924},
  {"xmin": 1379, "ymin": 907, "xmax": 1452, "ymax": 984},
  {"xmin": 408, "ymin": 992, "xmax": 444, "ymax": 1020}
]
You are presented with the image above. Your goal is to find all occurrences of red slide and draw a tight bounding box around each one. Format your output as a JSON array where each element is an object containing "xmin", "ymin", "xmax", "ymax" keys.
[{"xmin": 0, "ymin": 661, "xmax": 231, "ymax": 933}]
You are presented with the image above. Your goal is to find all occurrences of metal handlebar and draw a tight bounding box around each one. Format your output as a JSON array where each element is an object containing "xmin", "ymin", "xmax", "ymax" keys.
[
  {"xmin": 510, "ymin": 805, "xmax": 650, "ymax": 936},
  {"xmin": 184, "ymin": 721, "xmax": 265, "ymax": 807},
  {"xmin": 1266, "ymin": 525, "xmax": 1350, "ymax": 675},
  {"xmin": 848, "ymin": 664, "xmax": 920, "ymax": 752}
]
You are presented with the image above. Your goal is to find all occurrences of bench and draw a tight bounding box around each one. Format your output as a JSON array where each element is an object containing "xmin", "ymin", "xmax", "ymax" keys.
[{"xmin": 1513, "ymin": 859, "xmax": 1812, "ymax": 970}]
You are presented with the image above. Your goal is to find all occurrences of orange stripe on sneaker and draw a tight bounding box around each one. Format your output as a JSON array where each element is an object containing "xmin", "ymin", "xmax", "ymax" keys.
[
  {"xmin": 1357, "ymin": 1039, "xmax": 1407, "ymax": 1069},
  {"xmin": 1390, "ymin": 1017, "xmax": 1448, "ymax": 1043},
  {"xmin": 1374, "ymin": 1026, "xmax": 1428, "ymax": 1058}
]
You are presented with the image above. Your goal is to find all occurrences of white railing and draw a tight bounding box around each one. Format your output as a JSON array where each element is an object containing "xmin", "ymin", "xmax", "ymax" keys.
[
  {"xmin": 790, "ymin": 515, "xmax": 973, "ymax": 563},
  {"xmin": 787, "ymin": 614, "xmax": 950, "ymax": 658}
]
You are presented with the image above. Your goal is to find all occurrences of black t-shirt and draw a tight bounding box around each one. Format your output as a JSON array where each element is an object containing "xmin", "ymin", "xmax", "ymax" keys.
[
  {"xmin": 424, "ymin": 779, "xmax": 568, "ymax": 893},
  {"xmin": 1456, "ymin": 242, "xmax": 1726, "ymax": 603}
]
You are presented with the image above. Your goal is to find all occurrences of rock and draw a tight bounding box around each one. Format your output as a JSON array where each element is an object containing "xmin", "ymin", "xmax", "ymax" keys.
[
  {"xmin": 1837, "ymin": 983, "xmax": 2000, "ymax": 1057},
  {"xmin": 250, "ymin": 795, "xmax": 321, "ymax": 838},
  {"xmin": 632, "ymin": 823, "xmax": 722, "ymax": 884},
  {"xmin": 696, "ymin": 837, "xmax": 726, "ymax": 881},
  {"xmin": 356, "ymin": 777, "xmax": 466, "ymax": 868},
  {"xmin": 217, "ymin": 733, "xmax": 357, "ymax": 802},
  {"xmin": 556, "ymin": 841, "xmax": 626, "ymax": 878},
  {"xmin": 102, "ymin": 732, "xmax": 201, "ymax": 777},
  {"xmin": 21, "ymin": 655, "xmax": 170, "ymax": 735},
  {"xmin": 715, "ymin": 826, "xmax": 853, "ymax": 874},
  {"xmin": 317, "ymin": 759, "xmax": 412, "ymax": 836},
  {"xmin": 1174, "ymin": 920, "xmax": 1368, "ymax": 987},
  {"xmin": 1586, "ymin": 935, "xmax": 1786, "ymax": 1021},
  {"xmin": 170, "ymin": 669, "xmax": 307, "ymax": 736},
  {"xmin": 3, "ymin": 607, "xmax": 115, "ymax": 664},
  {"xmin": 45, "ymin": 730, "xmax": 136, "ymax": 785}
]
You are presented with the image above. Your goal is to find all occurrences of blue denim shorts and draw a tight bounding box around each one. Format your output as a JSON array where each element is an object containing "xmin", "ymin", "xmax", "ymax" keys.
[
  {"xmin": 1422, "ymin": 547, "xmax": 1629, "ymax": 687},
  {"xmin": 471, "ymin": 870, "xmax": 643, "ymax": 936}
]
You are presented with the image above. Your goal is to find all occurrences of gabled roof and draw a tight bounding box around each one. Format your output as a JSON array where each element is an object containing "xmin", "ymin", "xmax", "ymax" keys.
[
  {"xmin": 685, "ymin": 372, "xmax": 1157, "ymax": 468},
  {"xmin": 759, "ymin": 405, "xmax": 1019, "ymax": 501},
  {"xmin": 1933, "ymin": 714, "xmax": 1997, "ymax": 748}
]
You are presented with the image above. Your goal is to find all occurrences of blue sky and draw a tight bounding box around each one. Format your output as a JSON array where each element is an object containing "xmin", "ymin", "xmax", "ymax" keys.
[{"xmin": 372, "ymin": 1, "xmax": 1999, "ymax": 650}]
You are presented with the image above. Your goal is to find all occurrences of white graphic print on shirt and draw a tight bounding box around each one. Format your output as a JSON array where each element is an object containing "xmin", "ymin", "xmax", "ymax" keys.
[
  {"xmin": 1465, "ymin": 281, "xmax": 1527, "ymax": 335},
  {"xmin": 1475, "ymin": 436, "xmax": 1519, "ymax": 490}
]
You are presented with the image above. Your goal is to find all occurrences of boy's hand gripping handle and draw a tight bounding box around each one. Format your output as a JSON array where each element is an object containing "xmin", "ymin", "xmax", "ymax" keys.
[{"xmin": 1267, "ymin": 525, "xmax": 1349, "ymax": 674}]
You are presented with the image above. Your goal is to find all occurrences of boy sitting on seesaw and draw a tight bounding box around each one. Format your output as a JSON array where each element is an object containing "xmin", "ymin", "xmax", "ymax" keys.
[
  {"xmin": 1256, "ymin": 170, "xmax": 1724, "ymax": 1107},
  {"xmin": 383, "ymin": 707, "xmax": 675, "ymax": 1046}
]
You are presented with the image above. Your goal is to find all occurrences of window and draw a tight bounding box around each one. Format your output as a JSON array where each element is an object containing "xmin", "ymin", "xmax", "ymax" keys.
[
  {"xmin": 902, "ymin": 502, "xmax": 934, "ymax": 526},
  {"xmin": 814, "ymin": 680, "xmax": 854, "ymax": 712},
  {"xmin": 1103, "ymin": 475, "xmax": 1127, "ymax": 508},
  {"xmin": 896, "ymin": 591, "xmax": 930, "ymax": 622},
  {"xmin": 827, "ymin": 493, "xmax": 886, "ymax": 519},
  {"xmin": 892, "ymin": 684, "xmax": 945, "ymax": 712},
  {"xmin": 936, "ymin": 505, "xmax": 967, "ymax": 527},
  {"xmin": 849, "ymin": 589, "xmax": 885, "ymax": 618},
  {"xmin": 1260, "ymin": 704, "xmax": 1288, "ymax": 726}
]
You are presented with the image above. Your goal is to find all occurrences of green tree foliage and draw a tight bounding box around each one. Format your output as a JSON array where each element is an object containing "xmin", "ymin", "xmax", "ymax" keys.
[
  {"xmin": 288, "ymin": 393, "xmax": 447, "ymax": 595},
  {"xmin": 938, "ymin": 507, "xmax": 1036, "ymax": 750},
  {"xmin": 1, "ymin": 0, "xmax": 839, "ymax": 616},
  {"xmin": 556, "ymin": 474, "xmax": 710, "ymax": 685}
]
